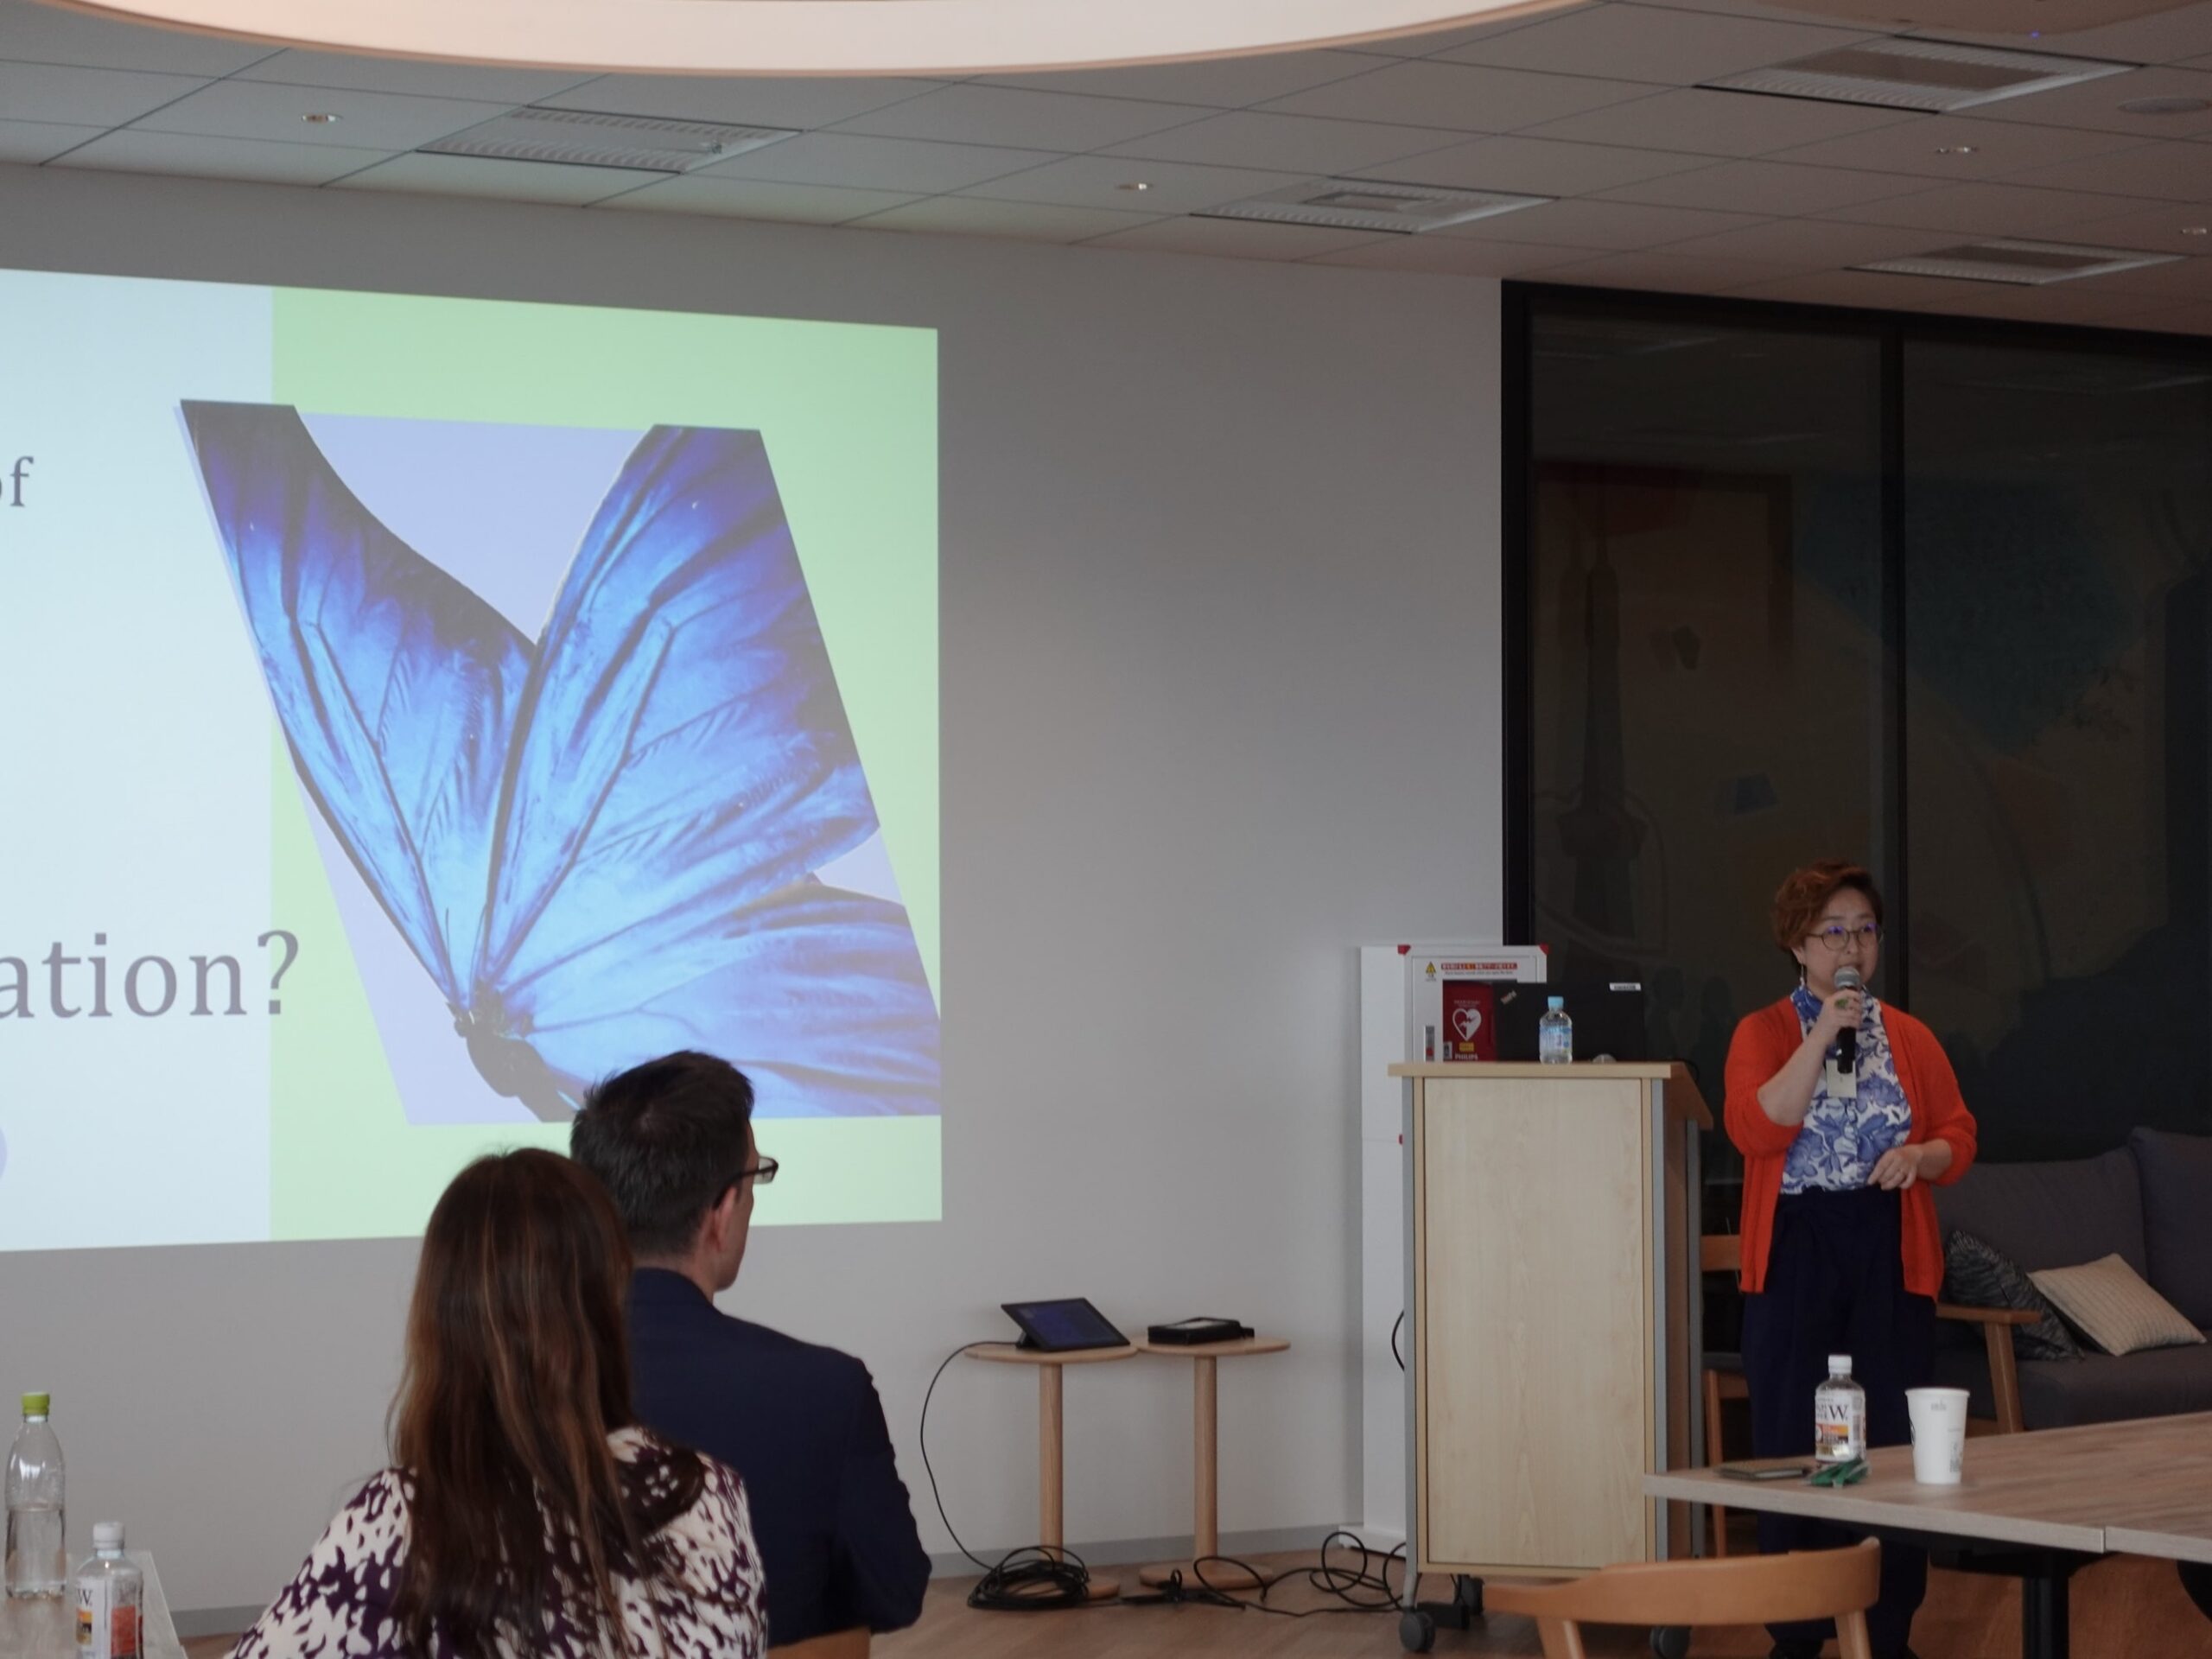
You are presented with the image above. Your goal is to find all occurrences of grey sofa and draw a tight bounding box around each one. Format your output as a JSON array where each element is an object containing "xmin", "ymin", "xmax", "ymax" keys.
[{"xmin": 1931, "ymin": 1127, "xmax": 2212, "ymax": 1431}]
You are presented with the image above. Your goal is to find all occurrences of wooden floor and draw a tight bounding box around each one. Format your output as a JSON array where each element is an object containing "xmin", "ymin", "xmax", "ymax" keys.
[{"xmin": 185, "ymin": 1547, "xmax": 2212, "ymax": 1658}]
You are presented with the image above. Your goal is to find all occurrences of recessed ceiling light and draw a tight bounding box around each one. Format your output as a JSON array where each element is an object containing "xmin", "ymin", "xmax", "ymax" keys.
[
  {"xmin": 2120, "ymin": 95, "xmax": 2211, "ymax": 115},
  {"xmin": 1936, "ymin": 144, "xmax": 1979, "ymax": 154},
  {"xmin": 302, "ymin": 112, "xmax": 341, "ymax": 124},
  {"xmin": 2184, "ymin": 226, "xmax": 2209, "ymax": 237},
  {"xmin": 1116, "ymin": 181, "xmax": 1152, "ymax": 193}
]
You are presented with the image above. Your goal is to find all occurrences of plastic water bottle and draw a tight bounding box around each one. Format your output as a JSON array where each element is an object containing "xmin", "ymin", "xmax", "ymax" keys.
[
  {"xmin": 1538, "ymin": 996, "xmax": 1573, "ymax": 1064},
  {"xmin": 1814, "ymin": 1355, "xmax": 1866, "ymax": 1464},
  {"xmin": 75, "ymin": 1522, "xmax": 143, "ymax": 1659},
  {"xmin": 5, "ymin": 1392, "xmax": 66, "ymax": 1599}
]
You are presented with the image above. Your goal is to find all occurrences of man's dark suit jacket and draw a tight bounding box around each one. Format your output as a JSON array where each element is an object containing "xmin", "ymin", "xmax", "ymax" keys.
[{"xmin": 627, "ymin": 1268, "xmax": 931, "ymax": 1646}]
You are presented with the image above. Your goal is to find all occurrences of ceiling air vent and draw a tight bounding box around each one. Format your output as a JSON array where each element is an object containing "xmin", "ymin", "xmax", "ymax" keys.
[
  {"xmin": 1707, "ymin": 38, "xmax": 2129, "ymax": 111},
  {"xmin": 1853, "ymin": 239, "xmax": 2179, "ymax": 284},
  {"xmin": 1200, "ymin": 179, "xmax": 1549, "ymax": 234},
  {"xmin": 420, "ymin": 106, "xmax": 797, "ymax": 173}
]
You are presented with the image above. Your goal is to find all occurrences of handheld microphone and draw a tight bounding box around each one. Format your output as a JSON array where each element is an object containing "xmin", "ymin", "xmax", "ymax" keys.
[{"xmin": 1833, "ymin": 966, "xmax": 1863, "ymax": 1072}]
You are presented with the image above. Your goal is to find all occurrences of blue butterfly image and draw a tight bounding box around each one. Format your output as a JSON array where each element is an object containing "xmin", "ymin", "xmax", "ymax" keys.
[{"xmin": 181, "ymin": 403, "xmax": 938, "ymax": 1122}]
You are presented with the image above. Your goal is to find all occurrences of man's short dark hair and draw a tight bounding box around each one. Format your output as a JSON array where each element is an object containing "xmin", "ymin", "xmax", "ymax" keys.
[{"xmin": 570, "ymin": 1051, "xmax": 756, "ymax": 1257}]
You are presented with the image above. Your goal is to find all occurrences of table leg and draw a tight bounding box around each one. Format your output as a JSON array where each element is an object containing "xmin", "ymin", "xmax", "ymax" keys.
[
  {"xmin": 1194, "ymin": 1355, "xmax": 1218, "ymax": 1558},
  {"xmin": 2022, "ymin": 1565, "xmax": 2069, "ymax": 1659},
  {"xmin": 1141, "ymin": 1356, "xmax": 1262, "ymax": 1592},
  {"xmin": 1039, "ymin": 1362, "xmax": 1063, "ymax": 1554},
  {"xmin": 1033, "ymin": 1362, "xmax": 1117, "ymax": 1600}
]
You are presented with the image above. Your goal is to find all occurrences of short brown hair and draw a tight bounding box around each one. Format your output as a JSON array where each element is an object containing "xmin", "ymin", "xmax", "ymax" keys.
[{"xmin": 1770, "ymin": 860, "xmax": 1885, "ymax": 954}]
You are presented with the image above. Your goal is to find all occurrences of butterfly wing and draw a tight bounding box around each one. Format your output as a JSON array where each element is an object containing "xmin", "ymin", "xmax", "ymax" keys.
[
  {"xmin": 476, "ymin": 426, "xmax": 935, "ymax": 1116},
  {"xmin": 181, "ymin": 402, "xmax": 527, "ymax": 1004}
]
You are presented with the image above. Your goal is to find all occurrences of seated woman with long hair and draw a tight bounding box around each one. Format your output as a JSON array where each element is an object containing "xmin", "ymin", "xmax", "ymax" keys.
[{"xmin": 236, "ymin": 1149, "xmax": 766, "ymax": 1659}]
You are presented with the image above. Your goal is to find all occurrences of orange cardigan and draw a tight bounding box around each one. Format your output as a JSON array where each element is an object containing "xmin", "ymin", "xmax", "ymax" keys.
[{"xmin": 1724, "ymin": 997, "xmax": 1977, "ymax": 1299}]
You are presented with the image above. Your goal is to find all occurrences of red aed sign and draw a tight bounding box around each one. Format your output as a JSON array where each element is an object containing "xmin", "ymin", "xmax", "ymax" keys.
[{"xmin": 1440, "ymin": 980, "xmax": 1497, "ymax": 1062}]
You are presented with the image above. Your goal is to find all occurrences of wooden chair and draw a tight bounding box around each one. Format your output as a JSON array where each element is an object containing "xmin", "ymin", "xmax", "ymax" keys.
[
  {"xmin": 1699, "ymin": 1233, "xmax": 1750, "ymax": 1556},
  {"xmin": 768, "ymin": 1630, "xmax": 869, "ymax": 1659},
  {"xmin": 1486, "ymin": 1538, "xmax": 1880, "ymax": 1659}
]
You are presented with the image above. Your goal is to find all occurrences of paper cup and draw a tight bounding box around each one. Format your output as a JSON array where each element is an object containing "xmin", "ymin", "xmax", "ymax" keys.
[{"xmin": 1907, "ymin": 1387, "xmax": 1969, "ymax": 1484}]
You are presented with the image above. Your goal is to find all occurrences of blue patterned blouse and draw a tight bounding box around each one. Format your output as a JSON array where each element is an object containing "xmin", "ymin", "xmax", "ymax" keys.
[{"xmin": 1781, "ymin": 983, "xmax": 1912, "ymax": 1194}]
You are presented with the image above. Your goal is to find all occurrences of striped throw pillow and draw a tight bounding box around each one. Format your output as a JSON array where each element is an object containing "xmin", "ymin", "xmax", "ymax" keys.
[{"xmin": 2029, "ymin": 1255, "xmax": 2207, "ymax": 1357}]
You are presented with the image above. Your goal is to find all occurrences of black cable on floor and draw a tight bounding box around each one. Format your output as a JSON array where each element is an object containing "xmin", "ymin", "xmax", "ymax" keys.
[{"xmin": 918, "ymin": 1339, "xmax": 1101, "ymax": 1611}]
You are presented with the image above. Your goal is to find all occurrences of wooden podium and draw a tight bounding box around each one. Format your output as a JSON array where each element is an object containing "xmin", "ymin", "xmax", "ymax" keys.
[{"xmin": 1387, "ymin": 1062, "xmax": 1710, "ymax": 1593}]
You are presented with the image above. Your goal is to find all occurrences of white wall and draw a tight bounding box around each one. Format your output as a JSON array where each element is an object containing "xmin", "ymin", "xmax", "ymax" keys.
[{"xmin": 0, "ymin": 162, "xmax": 1503, "ymax": 1616}]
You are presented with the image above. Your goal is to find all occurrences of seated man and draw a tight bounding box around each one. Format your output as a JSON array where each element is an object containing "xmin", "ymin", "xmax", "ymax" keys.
[{"xmin": 572, "ymin": 1051, "xmax": 931, "ymax": 1647}]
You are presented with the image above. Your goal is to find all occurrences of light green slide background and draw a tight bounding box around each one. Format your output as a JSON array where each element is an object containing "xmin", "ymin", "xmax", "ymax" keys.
[{"xmin": 262, "ymin": 288, "xmax": 939, "ymax": 1239}]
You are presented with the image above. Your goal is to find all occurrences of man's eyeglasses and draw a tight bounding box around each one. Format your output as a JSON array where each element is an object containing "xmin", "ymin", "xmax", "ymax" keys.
[
  {"xmin": 728, "ymin": 1156, "xmax": 779, "ymax": 1196},
  {"xmin": 1812, "ymin": 922, "xmax": 1881, "ymax": 951}
]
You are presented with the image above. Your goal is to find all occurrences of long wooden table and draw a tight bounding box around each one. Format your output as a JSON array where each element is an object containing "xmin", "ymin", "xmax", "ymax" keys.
[
  {"xmin": 1645, "ymin": 1412, "xmax": 2212, "ymax": 1659},
  {"xmin": 0, "ymin": 1550, "xmax": 186, "ymax": 1658}
]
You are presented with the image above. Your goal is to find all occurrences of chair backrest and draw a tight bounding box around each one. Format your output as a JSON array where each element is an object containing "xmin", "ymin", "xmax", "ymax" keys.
[
  {"xmin": 1700, "ymin": 1233, "xmax": 1741, "ymax": 1275},
  {"xmin": 1487, "ymin": 1538, "xmax": 1878, "ymax": 1630},
  {"xmin": 768, "ymin": 1629, "xmax": 870, "ymax": 1659}
]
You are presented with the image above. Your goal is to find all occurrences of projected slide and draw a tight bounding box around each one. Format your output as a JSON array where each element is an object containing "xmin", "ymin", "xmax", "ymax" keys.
[{"xmin": 0, "ymin": 272, "xmax": 939, "ymax": 1250}]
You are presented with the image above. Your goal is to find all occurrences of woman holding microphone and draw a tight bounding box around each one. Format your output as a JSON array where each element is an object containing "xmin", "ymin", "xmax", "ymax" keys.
[{"xmin": 1726, "ymin": 860, "xmax": 1978, "ymax": 1659}]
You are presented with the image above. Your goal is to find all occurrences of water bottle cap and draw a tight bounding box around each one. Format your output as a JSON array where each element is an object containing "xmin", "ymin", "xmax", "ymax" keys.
[
  {"xmin": 1547, "ymin": 996, "xmax": 1564, "ymax": 1010},
  {"xmin": 92, "ymin": 1522, "xmax": 124, "ymax": 1551},
  {"xmin": 20, "ymin": 1392, "xmax": 48, "ymax": 1416},
  {"xmin": 1827, "ymin": 1355, "xmax": 1852, "ymax": 1374}
]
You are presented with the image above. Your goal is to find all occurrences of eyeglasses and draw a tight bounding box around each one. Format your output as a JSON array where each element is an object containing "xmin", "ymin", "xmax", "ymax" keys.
[
  {"xmin": 1811, "ymin": 922, "xmax": 1881, "ymax": 951},
  {"xmin": 728, "ymin": 1156, "xmax": 779, "ymax": 1195}
]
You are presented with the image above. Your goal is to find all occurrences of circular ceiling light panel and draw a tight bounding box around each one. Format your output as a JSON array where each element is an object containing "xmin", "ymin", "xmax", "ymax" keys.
[{"xmin": 47, "ymin": 0, "xmax": 1580, "ymax": 74}]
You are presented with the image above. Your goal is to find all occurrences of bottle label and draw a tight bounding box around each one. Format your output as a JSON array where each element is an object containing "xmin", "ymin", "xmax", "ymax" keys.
[
  {"xmin": 1814, "ymin": 1395, "xmax": 1865, "ymax": 1462},
  {"xmin": 76, "ymin": 1574, "xmax": 143, "ymax": 1659}
]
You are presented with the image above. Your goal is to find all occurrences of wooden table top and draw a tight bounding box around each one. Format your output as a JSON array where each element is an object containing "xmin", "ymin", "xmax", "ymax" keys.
[
  {"xmin": 1647, "ymin": 1412, "xmax": 2212, "ymax": 1559},
  {"xmin": 0, "ymin": 1552, "xmax": 184, "ymax": 1658},
  {"xmin": 1134, "ymin": 1337, "xmax": 1290, "ymax": 1358},
  {"xmin": 965, "ymin": 1341, "xmax": 1138, "ymax": 1366}
]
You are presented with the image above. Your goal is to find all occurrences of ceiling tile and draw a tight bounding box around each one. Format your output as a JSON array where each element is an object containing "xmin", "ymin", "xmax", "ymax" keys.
[
  {"xmin": 1599, "ymin": 158, "xmax": 1932, "ymax": 213},
  {"xmin": 1100, "ymin": 111, "xmax": 1456, "ymax": 174},
  {"xmin": 1937, "ymin": 6, "xmax": 2212, "ymax": 65},
  {"xmin": 981, "ymin": 50, "xmax": 1379, "ymax": 109},
  {"xmin": 2005, "ymin": 141, "xmax": 2212, "ymax": 202},
  {"xmin": 1343, "ymin": 13, "xmax": 1587, "ymax": 57},
  {"xmin": 1434, "ymin": 194, "xmax": 1764, "ymax": 245},
  {"xmin": 1664, "ymin": 215, "xmax": 1951, "ymax": 267},
  {"xmin": 1260, "ymin": 59, "xmax": 1653, "ymax": 133},
  {"xmin": 541, "ymin": 75, "xmax": 938, "ymax": 130},
  {"xmin": 0, "ymin": 59, "xmax": 206, "ymax": 126},
  {"xmin": 696, "ymin": 132, "xmax": 1058, "ymax": 194},
  {"xmin": 1525, "ymin": 86, "xmax": 1916, "ymax": 156},
  {"xmin": 50, "ymin": 128, "xmax": 391, "ymax": 184},
  {"xmin": 1309, "ymin": 233, "xmax": 1607, "ymax": 273},
  {"xmin": 1347, "ymin": 131, "xmax": 1713, "ymax": 194},
  {"xmin": 2114, "ymin": 299, "xmax": 2212, "ymax": 334},
  {"xmin": 1726, "ymin": 269, "xmax": 1985, "ymax": 310},
  {"xmin": 831, "ymin": 85, "xmax": 1201, "ymax": 150},
  {"xmin": 1617, "ymin": 0, "xmax": 1909, "ymax": 25},
  {"xmin": 134, "ymin": 80, "xmax": 510, "ymax": 150},
  {"xmin": 236, "ymin": 50, "xmax": 596, "ymax": 105},
  {"xmin": 333, "ymin": 153, "xmax": 665, "ymax": 205},
  {"xmin": 2060, "ymin": 200, "xmax": 2212, "ymax": 252},
  {"xmin": 1953, "ymin": 66, "xmax": 2212, "ymax": 140},
  {"xmin": 1440, "ymin": 5, "xmax": 1879, "ymax": 86},
  {"xmin": 1771, "ymin": 116, "xmax": 2144, "ymax": 182},
  {"xmin": 1082, "ymin": 216, "xmax": 1388, "ymax": 259},
  {"xmin": 0, "ymin": 0, "xmax": 272, "ymax": 73},
  {"xmin": 845, "ymin": 196, "xmax": 1160, "ymax": 243},
  {"xmin": 595, "ymin": 176, "xmax": 918, "ymax": 223},
  {"xmin": 1825, "ymin": 181, "xmax": 2133, "ymax": 235},
  {"xmin": 0, "ymin": 118, "xmax": 101, "ymax": 163},
  {"xmin": 967, "ymin": 155, "xmax": 1313, "ymax": 215},
  {"xmin": 1915, "ymin": 283, "xmax": 2173, "ymax": 326},
  {"xmin": 2069, "ymin": 251, "xmax": 2212, "ymax": 297},
  {"xmin": 1532, "ymin": 245, "xmax": 1803, "ymax": 291}
]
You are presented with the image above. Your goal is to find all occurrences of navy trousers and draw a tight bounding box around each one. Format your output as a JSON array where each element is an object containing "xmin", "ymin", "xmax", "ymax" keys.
[{"xmin": 1741, "ymin": 1185, "xmax": 1935, "ymax": 1658}]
